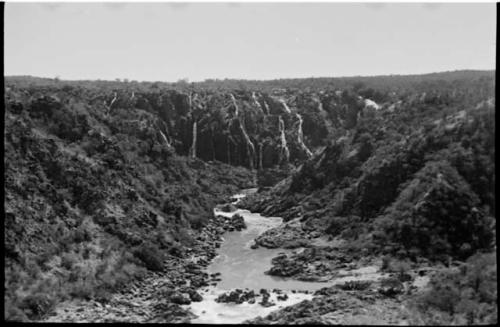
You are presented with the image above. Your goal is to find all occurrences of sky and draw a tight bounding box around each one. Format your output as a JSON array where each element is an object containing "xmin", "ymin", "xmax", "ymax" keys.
[{"xmin": 4, "ymin": 2, "xmax": 497, "ymax": 82}]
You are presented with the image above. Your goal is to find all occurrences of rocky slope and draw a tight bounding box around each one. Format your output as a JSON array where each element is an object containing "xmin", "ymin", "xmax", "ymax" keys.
[
  {"xmin": 4, "ymin": 83, "xmax": 255, "ymax": 321},
  {"xmin": 237, "ymin": 71, "xmax": 496, "ymax": 324}
]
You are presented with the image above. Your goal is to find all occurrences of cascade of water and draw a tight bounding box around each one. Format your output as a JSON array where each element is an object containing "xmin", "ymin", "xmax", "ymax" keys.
[
  {"xmin": 230, "ymin": 93, "xmax": 239, "ymax": 117},
  {"xmin": 188, "ymin": 93, "xmax": 193, "ymax": 113},
  {"xmin": 252, "ymin": 92, "xmax": 265, "ymax": 115},
  {"xmin": 159, "ymin": 130, "xmax": 172, "ymax": 148},
  {"xmin": 263, "ymin": 101, "xmax": 271, "ymax": 115},
  {"xmin": 189, "ymin": 121, "xmax": 197, "ymax": 158},
  {"xmin": 130, "ymin": 91, "xmax": 135, "ymax": 101},
  {"xmin": 230, "ymin": 94, "xmax": 255, "ymax": 169},
  {"xmin": 315, "ymin": 97, "xmax": 327, "ymax": 115},
  {"xmin": 278, "ymin": 116, "xmax": 290, "ymax": 164},
  {"xmin": 108, "ymin": 92, "xmax": 118, "ymax": 112},
  {"xmin": 296, "ymin": 114, "xmax": 313, "ymax": 158},
  {"xmin": 280, "ymin": 99, "xmax": 292, "ymax": 114}
]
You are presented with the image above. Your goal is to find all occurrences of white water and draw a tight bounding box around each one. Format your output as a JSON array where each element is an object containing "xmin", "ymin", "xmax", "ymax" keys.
[
  {"xmin": 230, "ymin": 93, "xmax": 239, "ymax": 117},
  {"xmin": 188, "ymin": 289, "xmax": 312, "ymax": 324},
  {"xmin": 252, "ymin": 92, "xmax": 265, "ymax": 115},
  {"xmin": 278, "ymin": 116, "xmax": 290, "ymax": 164},
  {"xmin": 108, "ymin": 92, "xmax": 118, "ymax": 112},
  {"xmin": 314, "ymin": 96, "xmax": 326, "ymax": 115},
  {"xmin": 280, "ymin": 99, "xmax": 292, "ymax": 114},
  {"xmin": 190, "ymin": 121, "xmax": 197, "ymax": 158},
  {"xmin": 364, "ymin": 98, "xmax": 381, "ymax": 110},
  {"xmin": 295, "ymin": 114, "xmax": 313, "ymax": 158},
  {"xmin": 159, "ymin": 130, "xmax": 172, "ymax": 148},
  {"xmin": 230, "ymin": 93, "xmax": 256, "ymax": 169}
]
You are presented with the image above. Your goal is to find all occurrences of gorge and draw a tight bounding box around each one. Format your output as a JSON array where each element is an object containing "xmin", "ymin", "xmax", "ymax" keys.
[{"xmin": 4, "ymin": 71, "xmax": 497, "ymax": 324}]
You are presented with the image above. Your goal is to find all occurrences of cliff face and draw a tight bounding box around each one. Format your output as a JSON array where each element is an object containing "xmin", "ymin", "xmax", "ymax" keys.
[
  {"xmin": 99, "ymin": 89, "xmax": 335, "ymax": 169},
  {"xmin": 7, "ymin": 77, "xmax": 396, "ymax": 172}
]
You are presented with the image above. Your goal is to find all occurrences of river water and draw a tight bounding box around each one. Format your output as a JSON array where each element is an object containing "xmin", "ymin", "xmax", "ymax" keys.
[{"xmin": 186, "ymin": 190, "xmax": 331, "ymax": 324}]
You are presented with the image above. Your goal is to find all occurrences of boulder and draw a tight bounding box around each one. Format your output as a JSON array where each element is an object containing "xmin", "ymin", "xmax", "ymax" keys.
[
  {"xmin": 231, "ymin": 213, "xmax": 247, "ymax": 231},
  {"xmin": 218, "ymin": 203, "xmax": 237, "ymax": 213},
  {"xmin": 169, "ymin": 292, "xmax": 191, "ymax": 305}
]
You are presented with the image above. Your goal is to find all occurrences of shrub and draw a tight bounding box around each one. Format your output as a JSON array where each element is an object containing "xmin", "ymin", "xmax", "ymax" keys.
[
  {"xmin": 413, "ymin": 252, "xmax": 497, "ymax": 324},
  {"xmin": 381, "ymin": 255, "xmax": 391, "ymax": 271},
  {"xmin": 60, "ymin": 252, "xmax": 78, "ymax": 271},
  {"xmin": 337, "ymin": 280, "xmax": 372, "ymax": 291},
  {"xmin": 133, "ymin": 242, "xmax": 164, "ymax": 271},
  {"xmin": 19, "ymin": 294, "xmax": 55, "ymax": 320}
]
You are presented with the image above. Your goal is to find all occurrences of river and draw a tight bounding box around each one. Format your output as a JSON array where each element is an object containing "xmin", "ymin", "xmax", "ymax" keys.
[{"xmin": 185, "ymin": 189, "xmax": 331, "ymax": 324}]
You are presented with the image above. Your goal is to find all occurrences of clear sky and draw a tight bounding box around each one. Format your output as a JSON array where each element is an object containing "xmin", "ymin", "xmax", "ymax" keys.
[{"xmin": 4, "ymin": 2, "xmax": 496, "ymax": 82}]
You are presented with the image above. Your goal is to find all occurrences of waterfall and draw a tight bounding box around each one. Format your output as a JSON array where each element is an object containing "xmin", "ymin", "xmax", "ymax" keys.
[
  {"xmin": 231, "ymin": 93, "xmax": 255, "ymax": 169},
  {"xmin": 296, "ymin": 114, "xmax": 313, "ymax": 158},
  {"xmin": 278, "ymin": 116, "xmax": 290, "ymax": 164},
  {"xmin": 280, "ymin": 99, "xmax": 292, "ymax": 114},
  {"xmin": 130, "ymin": 91, "xmax": 135, "ymax": 101},
  {"xmin": 364, "ymin": 98, "xmax": 380, "ymax": 110},
  {"xmin": 188, "ymin": 93, "xmax": 193, "ymax": 113},
  {"xmin": 189, "ymin": 121, "xmax": 197, "ymax": 158},
  {"xmin": 316, "ymin": 97, "xmax": 326, "ymax": 114},
  {"xmin": 107, "ymin": 92, "xmax": 118, "ymax": 113},
  {"xmin": 230, "ymin": 93, "xmax": 239, "ymax": 117},
  {"xmin": 159, "ymin": 130, "xmax": 172, "ymax": 148},
  {"xmin": 263, "ymin": 101, "xmax": 270, "ymax": 115},
  {"xmin": 252, "ymin": 92, "xmax": 265, "ymax": 115},
  {"xmin": 240, "ymin": 122, "xmax": 255, "ymax": 169}
]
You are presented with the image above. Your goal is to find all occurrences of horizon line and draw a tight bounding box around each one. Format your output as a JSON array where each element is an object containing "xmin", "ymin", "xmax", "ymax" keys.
[{"xmin": 5, "ymin": 68, "xmax": 495, "ymax": 84}]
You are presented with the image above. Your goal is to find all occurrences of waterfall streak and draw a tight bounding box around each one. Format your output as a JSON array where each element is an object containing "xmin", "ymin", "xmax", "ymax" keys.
[
  {"xmin": 278, "ymin": 116, "xmax": 290, "ymax": 163},
  {"xmin": 230, "ymin": 93, "xmax": 255, "ymax": 169},
  {"xmin": 280, "ymin": 99, "xmax": 292, "ymax": 114},
  {"xmin": 252, "ymin": 92, "xmax": 265, "ymax": 114},
  {"xmin": 108, "ymin": 92, "xmax": 117, "ymax": 111},
  {"xmin": 296, "ymin": 114, "xmax": 313, "ymax": 158},
  {"xmin": 190, "ymin": 121, "xmax": 197, "ymax": 158},
  {"xmin": 263, "ymin": 101, "xmax": 270, "ymax": 115},
  {"xmin": 159, "ymin": 130, "xmax": 171, "ymax": 148}
]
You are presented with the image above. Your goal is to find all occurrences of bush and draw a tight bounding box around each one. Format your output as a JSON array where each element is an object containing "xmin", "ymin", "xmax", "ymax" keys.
[
  {"xmin": 133, "ymin": 242, "xmax": 164, "ymax": 271},
  {"xmin": 19, "ymin": 294, "xmax": 55, "ymax": 320},
  {"xmin": 337, "ymin": 280, "xmax": 372, "ymax": 291},
  {"xmin": 60, "ymin": 252, "xmax": 78, "ymax": 271},
  {"xmin": 413, "ymin": 252, "xmax": 497, "ymax": 324}
]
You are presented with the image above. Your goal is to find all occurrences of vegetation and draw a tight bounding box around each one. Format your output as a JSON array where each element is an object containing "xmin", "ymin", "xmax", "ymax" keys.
[
  {"xmin": 4, "ymin": 80, "xmax": 254, "ymax": 321},
  {"xmin": 411, "ymin": 252, "xmax": 497, "ymax": 325}
]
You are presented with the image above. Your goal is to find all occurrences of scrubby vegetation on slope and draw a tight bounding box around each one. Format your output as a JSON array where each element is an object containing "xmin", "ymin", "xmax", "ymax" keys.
[
  {"xmin": 242, "ymin": 72, "xmax": 495, "ymax": 262},
  {"xmin": 4, "ymin": 84, "xmax": 254, "ymax": 320}
]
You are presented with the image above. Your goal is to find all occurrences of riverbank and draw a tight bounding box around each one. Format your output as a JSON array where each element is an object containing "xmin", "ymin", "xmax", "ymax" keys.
[{"xmin": 43, "ymin": 196, "xmax": 252, "ymax": 323}]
